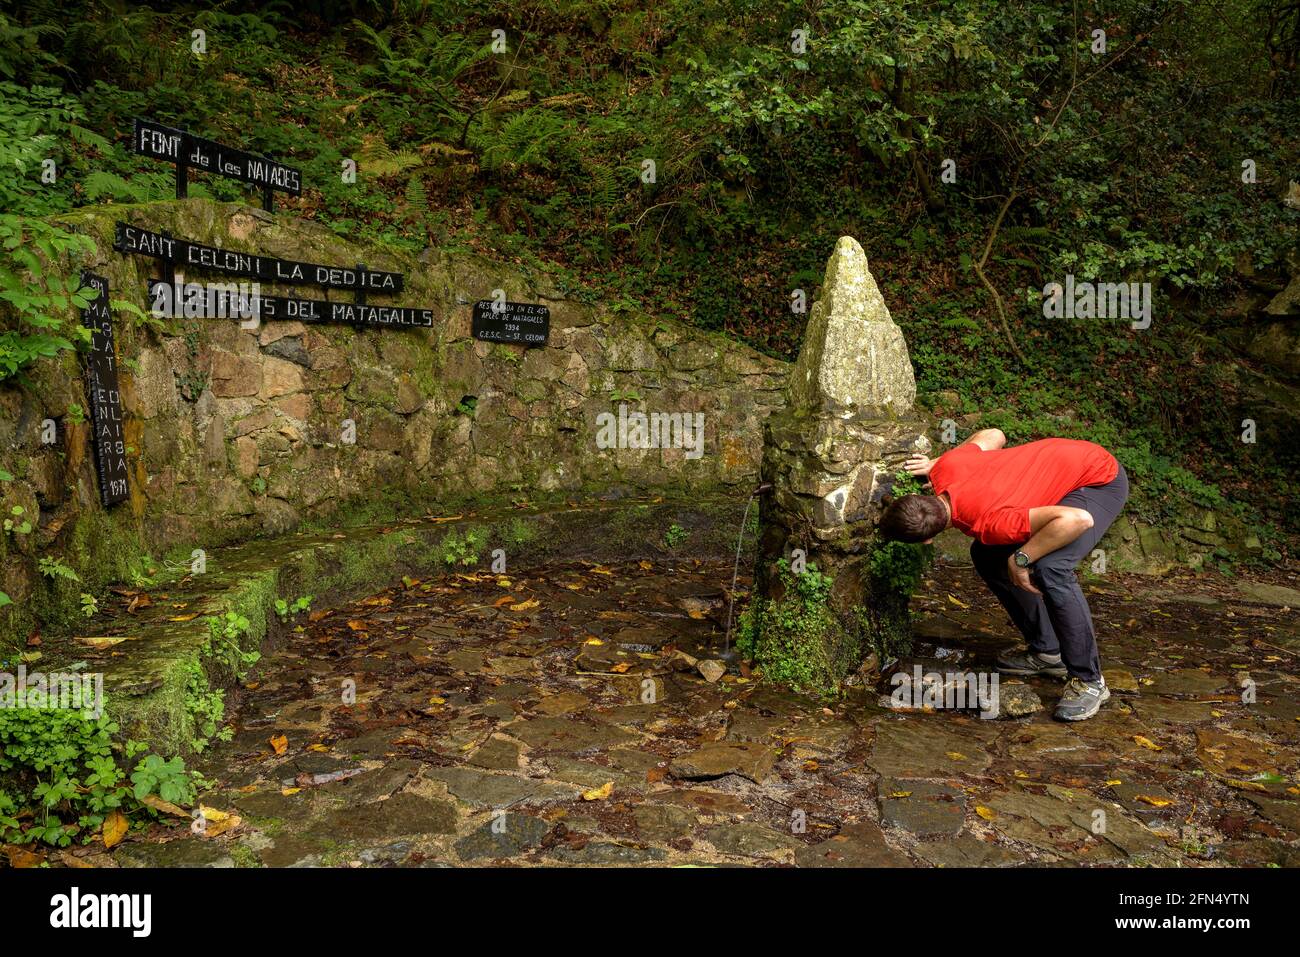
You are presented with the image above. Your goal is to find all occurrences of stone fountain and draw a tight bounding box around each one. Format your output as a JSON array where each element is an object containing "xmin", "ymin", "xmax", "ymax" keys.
[{"xmin": 751, "ymin": 236, "xmax": 931, "ymax": 690}]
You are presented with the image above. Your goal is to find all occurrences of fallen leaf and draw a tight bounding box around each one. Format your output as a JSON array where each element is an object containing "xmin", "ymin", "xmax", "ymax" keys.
[
  {"xmin": 168, "ymin": 612, "xmax": 200, "ymax": 622},
  {"xmin": 946, "ymin": 751, "xmax": 967, "ymax": 761},
  {"xmin": 280, "ymin": 787, "xmax": 302, "ymax": 796},
  {"xmin": 196, "ymin": 806, "xmax": 241, "ymax": 838},
  {"xmin": 269, "ymin": 734, "xmax": 288, "ymax": 755},
  {"xmin": 890, "ymin": 790, "xmax": 912, "ymax": 798},
  {"xmin": 509, "ymin": 598, "xmax": 540, "ymax": 612},
  {"xmin": 493, "ymin": 595, "xmax": 516, "ymax": 607},
  {"xmin": 609, "ymin": 662, "xmax": 632, "ymax": 674},
  {"xmin": 1133, "ymin": 735, "xmax": 1163, "ymax": 751},
  {"xmin": 582, "ymin": 782, "xmax": 614, "ymax": 801},
  {"xmin": 3, "ymin": 846, "xmax": 44, "ymax": 868},
  {"xmin": 946, "ymin": 594, "xmax": 970, "ymax": 609},
  {"xmin": 78, "ymin": 636, "xmax": 126, "ymax": 649},
  {"xmin": 346, "ymin": 619, "xmax": 368, "ymax": 631},
  {"xmin": 975, "ymin": 806, "xmax": 996, "ymax": 821},
  {"xmin": 1134, "ymin": 794, "xmax": 1174, "ymax": 808},
  {"xmin": 102, "ymin": 810, "xmax": 128, "ymax": 849},
  {"xmin": 141, "ymin": 795, "xmax": 189, "ymax": 818}
]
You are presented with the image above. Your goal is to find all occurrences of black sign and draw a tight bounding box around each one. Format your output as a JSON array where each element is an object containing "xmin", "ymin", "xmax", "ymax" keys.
[
  {"xmin": 132, "ymin": 118, "xmax": 302, "ymax": 209},
  {"xmin": 472, "ymin": 300, "xmax": 550, "ymax": 347},
  {"xmin": 116, "ymin": 223, "xmax": 403, "ymax": 293},
  {"xmin": 147, "ymin": 280, "xmax": 433, "ymax": 328},
  {"xmin": 79, "ymin": 273, "xmax": 129, "ymax": 508}
]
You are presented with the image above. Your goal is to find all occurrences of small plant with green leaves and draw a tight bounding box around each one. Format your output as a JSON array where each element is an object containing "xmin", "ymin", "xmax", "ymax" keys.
[
  {"xmin": 182, "ymin": 660, "xmax": 231, "ymax": 752},
  {"xmin": 4, "ymin": 504, "xmax": 31, "ymax": 536},
  {"xmin": 79, "ymin": 592, "xmax": 97, "ymax": 618},
  {"xmin": 65, "ymin": 401, "xmax": 85, "ymax": 425},
  {"xmin": 275, "ymin": 594, "xmax": 313, "ymax": 621},
  {"xmin": 664, "ymin": 523, "xmax": 688, "ymax": 548},
  {"xmin": 129, "ymin": 753, "xmax": 194, "ymax": 805},
  {"xmin": 203, "ymin": 610, "xmax": 260, "ymax": 674},
  {"xmin": 439, "ymin": 526, "xmax": 485, "ymax": 566},
  {"xmin": 609, "ymin": 387, "xmax": 642, "ymax": 403},
  {"xmin": 38, "ymin": 556, "xmax": 80, "ymax": 582},
  {"xmin": 0, "ymin": 706, "xmax": 197, "ymax": 846}
]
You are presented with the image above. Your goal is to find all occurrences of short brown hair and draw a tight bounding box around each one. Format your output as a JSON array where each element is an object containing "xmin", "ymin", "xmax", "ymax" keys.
[{"xmin": 879, "ymin": 494, "xmax": 948, "ymax": 543}]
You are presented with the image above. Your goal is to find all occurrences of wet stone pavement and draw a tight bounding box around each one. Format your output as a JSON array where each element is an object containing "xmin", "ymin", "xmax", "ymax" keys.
[{"xmin": 107, "ymin": 558, "xmax": 1300, "ymax": 868}]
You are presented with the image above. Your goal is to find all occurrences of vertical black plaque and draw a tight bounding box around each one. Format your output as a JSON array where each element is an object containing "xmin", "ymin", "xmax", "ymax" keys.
[{"xmin": 79, "ymin": 272, "xmax": 130, "ymax": 508}]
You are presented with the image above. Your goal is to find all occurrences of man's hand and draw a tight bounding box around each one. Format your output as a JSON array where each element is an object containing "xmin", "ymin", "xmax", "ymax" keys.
[
  {"xmin": 1007, "ymin": 554, "xmax": 1041, "ymax": 595},
  {"xmin": 903, "ymin": 453, "xmax": 936, "ymax": 477}
]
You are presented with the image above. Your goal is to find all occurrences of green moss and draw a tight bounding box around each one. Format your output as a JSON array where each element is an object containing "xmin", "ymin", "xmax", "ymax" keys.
[{"xmin": 738, "ymin": 560, "xmax": 850, "ymax": 696}]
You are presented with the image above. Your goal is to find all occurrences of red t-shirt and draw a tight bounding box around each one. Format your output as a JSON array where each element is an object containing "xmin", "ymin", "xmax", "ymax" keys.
[{"xmin": 928, "ymin": 438, "xmax": 1118, "ymax": 545}]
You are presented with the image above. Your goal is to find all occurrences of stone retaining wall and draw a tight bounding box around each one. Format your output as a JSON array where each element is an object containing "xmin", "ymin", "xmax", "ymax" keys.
[{"xmin": 0, "ymin": 200, "xmax": 786, "ymax": 645}]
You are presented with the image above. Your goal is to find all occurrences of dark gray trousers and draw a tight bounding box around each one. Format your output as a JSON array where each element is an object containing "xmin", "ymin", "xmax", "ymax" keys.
[{"xmin": 969, "ymin": 465, "xmax": 1128, "ymax": 683}]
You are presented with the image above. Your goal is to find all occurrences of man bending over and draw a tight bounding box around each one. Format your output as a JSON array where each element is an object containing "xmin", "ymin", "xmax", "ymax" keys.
[{"xmin": 879, "ymin": 429, "xmax": 1128, "ymax": 721}]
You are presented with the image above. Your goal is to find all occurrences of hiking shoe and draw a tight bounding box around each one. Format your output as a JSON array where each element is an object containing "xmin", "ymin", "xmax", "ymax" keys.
[
  {"xmin": 1054, "ymin": 677, "xmax": 1110, "ymax": 721},
  {"xmin": 995, "ymin": 649, "xmax": 1068, "ymax": 678}
]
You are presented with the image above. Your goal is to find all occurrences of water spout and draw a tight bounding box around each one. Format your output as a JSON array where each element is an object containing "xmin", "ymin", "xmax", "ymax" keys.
[{"xmin": 721, "ymin": 483, "xmax": 770, "ymax": 659}]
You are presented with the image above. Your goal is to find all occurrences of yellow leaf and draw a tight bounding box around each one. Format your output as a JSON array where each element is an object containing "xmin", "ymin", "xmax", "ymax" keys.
[
  {"xmin": 307, "ymin": 743, "xmax": 330, "ymax": 753},
  {"xmin": 975, "ymin": 806, "xmax": 996, "ymax": 821},
  {"xmin": 509, "ymin": 598, "xmax": 540, "ymax": 612},
  {"xmin": 610, "ymin": 662, "xmax": 632, "ymax": 674},
  {"xmin": 429, "ymin": 696, "xmax": 446, "ymax": 705},
  {"xmin": 591, "ymin": 566, "xmax": 614, "ymax": 576},
  {"xmin": 946, "ymin": 751, "xmax": 967, "ymax": 761},
  {"xmin": 582, "ymin": 781, "xmax": 614, "ymax": 801},
  {"xmin": 168, "ymin": 612, "xmax": 200, "ymax": 622},
  {"xmin": 196, "ymin": 806, "xmax": 241, "ymax": 838},
  {"xmin": 1013, "ymin": 770, "xmax": 1030, "ymax": 779},
  {"xmin": 280, "ymin": 787, "xmax": 302, "ymax": 796},
  {"xmin": 638, "ymin": 561, "xmax": 652, "ymax": 570},
  {"xmin": 1133, "ymin": 735, "xmax": 1163, "ymax": 751},
  {"xmin": 1135, "ymin": 794, "xmax": 1174, "ymax": 808},
  {"xmin": 946, "ymin": 594, "xmax": 969, "ymax": 609},
  {"xmin": 102, "ymin": 810, "xmax": 129, "ymax": 849},
  {"xmin": 890, "ymin": 790, "xmax": 912, "ymax": 798},
  {"xmin": 584, "ymin": 637, "xmax": 604, "ymax": 646},
  {"xmin": 270, "ymin": 734, "xmax": 288, "ymax": 755},
  {"xmin": 141, "ymin": 794, "xmax": 189, "ymax": 818},
  {"xmin": 1105, "ymin": 779, "xmax": 1123, "ymax": 787}
]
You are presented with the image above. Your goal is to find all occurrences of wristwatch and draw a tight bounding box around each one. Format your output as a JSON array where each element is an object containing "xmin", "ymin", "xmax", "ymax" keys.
[{"xmin": 1013, "ymin": 550, "xmax": 1032, "ymax": 568}]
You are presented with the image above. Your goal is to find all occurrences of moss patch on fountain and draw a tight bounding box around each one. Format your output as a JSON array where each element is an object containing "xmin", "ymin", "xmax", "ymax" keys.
[{"xmin": 738, "ymin": 538, "xmax": 930, "ymax": 697}]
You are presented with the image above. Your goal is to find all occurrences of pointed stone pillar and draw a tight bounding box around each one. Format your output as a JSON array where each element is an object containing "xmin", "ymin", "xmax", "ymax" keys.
[{"xmin": 752, "ymin": 237, "xmax": 930, "ymax": 691}]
